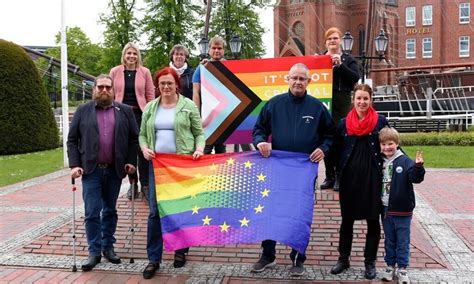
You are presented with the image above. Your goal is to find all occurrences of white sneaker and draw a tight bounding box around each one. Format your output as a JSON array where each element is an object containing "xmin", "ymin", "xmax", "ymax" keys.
[
  {"xmin": 397, "ymin": 268, "xmax": 410, "ymax": 284},
  {"xmin": 381, "ymin": 265, "xmax": 396, "ymax": 281}
]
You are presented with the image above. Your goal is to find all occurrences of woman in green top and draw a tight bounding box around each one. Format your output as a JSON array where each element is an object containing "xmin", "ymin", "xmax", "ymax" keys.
[{"xmin": 139, "ymin": 67, "xmax": 205, "ymax": 279}]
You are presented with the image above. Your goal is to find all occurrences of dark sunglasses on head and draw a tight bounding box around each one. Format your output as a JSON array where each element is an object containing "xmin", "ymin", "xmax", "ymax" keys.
[{"xmin": 97, "ymin": 85, "xmax": 112, "ymax": 91}]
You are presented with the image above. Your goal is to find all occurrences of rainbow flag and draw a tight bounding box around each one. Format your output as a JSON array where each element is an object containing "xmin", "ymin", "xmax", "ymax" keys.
[
  {"xmin": 201, "ymin": 56, "xmax": 333, "ymax": 144},
  {"xmin": 151, "ymin": 150, "xmax": 318, "ymax": 254}
]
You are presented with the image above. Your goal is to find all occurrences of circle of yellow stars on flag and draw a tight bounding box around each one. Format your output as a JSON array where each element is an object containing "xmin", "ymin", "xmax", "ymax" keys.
[{"xmin": 187, "ymin": 155, "xmax": 273, "ymax": 235}]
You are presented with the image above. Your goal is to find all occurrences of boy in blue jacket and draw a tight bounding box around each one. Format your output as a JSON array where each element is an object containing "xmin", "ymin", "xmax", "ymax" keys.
[{"xmin": 379, "ymin": 127, "xmax": 425, "ymax": 283}]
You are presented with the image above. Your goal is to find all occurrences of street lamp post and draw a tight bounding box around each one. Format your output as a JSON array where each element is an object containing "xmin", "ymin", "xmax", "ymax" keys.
[
  {"xmin": 227, "ymin": 34, "xmax": 248, "ymax": 152},
  {"xmin": 341, "ymin": 29, "xmax": 389, "ymax": 83},
  {"xmin": 198, "ymin": 35, "xmax": 209, "ymax": 60},
  {"xmin": 229, "ymin": 34, "xmax": 242, "ymax": 59}
]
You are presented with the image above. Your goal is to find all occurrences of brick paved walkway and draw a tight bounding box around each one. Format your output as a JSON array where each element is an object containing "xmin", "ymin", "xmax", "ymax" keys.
[{"xmin": 1, "ymin": 167, "xmax": 473, "ymax": 283}]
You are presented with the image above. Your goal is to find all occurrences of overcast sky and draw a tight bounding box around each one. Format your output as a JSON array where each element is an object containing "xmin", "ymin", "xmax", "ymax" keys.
[{"xmin": 0, "ymin": 0, "xmax": 274, "ymax": 58}]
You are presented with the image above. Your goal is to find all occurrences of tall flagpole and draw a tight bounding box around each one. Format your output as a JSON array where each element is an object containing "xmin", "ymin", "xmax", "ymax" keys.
[{"xmin": 60, "ymin": 0, "xmax": 69, "ymax": 167}]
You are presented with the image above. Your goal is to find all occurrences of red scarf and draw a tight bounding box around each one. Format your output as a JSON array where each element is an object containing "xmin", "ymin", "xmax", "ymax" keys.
[{"xmin": 346, "ymin": 106, "xmax": 379, "ymax": 136}]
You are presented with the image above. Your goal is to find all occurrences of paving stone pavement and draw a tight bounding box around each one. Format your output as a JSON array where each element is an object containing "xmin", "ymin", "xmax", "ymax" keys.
[{"xmin": 0, "ymin": 167, "xmax": 473, "ymax": 283}]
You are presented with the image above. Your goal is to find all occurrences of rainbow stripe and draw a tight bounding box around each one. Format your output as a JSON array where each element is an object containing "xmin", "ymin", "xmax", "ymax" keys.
[
  {"xmin": 152, "ymin": 150, "xmax": 318, "ymax": 253},
  {"xmin": 219, "ymin": 55, "xmax": 333, "ymax": 144}
]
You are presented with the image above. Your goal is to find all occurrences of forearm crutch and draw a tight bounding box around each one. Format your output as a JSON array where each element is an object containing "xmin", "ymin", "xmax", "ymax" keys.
[
  {"xmin": 129, "ymin": 178, "xmax": 135, "ymax": 263},
  {"xmin": 71, "ymin": 177, "xmax": 78, "ymax": 272}
]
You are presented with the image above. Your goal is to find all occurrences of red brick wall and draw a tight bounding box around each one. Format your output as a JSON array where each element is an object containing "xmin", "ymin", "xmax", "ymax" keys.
[
  {"xmin": 274, "ymin": 0, "xmax": 472, "ymax": 85},
  {"xmin": 394, "ymin": 0, "xmax": 472, "ymax": 68}
]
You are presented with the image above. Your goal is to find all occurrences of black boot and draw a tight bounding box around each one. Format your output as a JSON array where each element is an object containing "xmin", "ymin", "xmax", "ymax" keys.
[
  {"xmin": 320, "ymin": 177, "xmax": 335, "ymax": 190},
  {"xmin": 102, "ymin": 248, "xmax": 121, "ymax": 264},
  {"xmin": 333, "ymin": 174, "xmax": 340, "ymax": 191},
  {"xmin": 364, "ymin": 260, "xmax": 376, "ymax": 279},
  {"xmin": 330, "ymin": 256, "xmax": 350, "ymax": 274},
  {"xmin": 143, "ymin": 262, "xmax": 160, "ymax": 279},
  {"xmin": 81, "ymin": 255, "xmax": 101, "ymax": 272}
]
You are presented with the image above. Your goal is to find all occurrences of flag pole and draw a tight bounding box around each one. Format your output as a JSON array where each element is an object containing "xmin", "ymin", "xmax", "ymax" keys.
[{"xmin": 60, "ymin": 0, "xmax": 69, "ymax": 167}]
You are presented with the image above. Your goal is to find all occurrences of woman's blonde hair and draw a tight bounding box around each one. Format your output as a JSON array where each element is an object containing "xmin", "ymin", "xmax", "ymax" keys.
[{"xmin": 121, "ymin": 42, "xmax": 143, "ymax": 66}]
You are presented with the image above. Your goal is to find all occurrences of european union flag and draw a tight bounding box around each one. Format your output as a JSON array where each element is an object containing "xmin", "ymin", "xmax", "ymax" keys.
[{"xmin": 151, "ymin": 150, "xmax": 318, "ymax": 254}]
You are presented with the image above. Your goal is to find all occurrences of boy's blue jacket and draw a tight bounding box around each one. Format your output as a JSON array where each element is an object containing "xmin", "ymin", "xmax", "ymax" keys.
[
  {"xmin": 252, "ymin": 91, "xmax": 334, "ymax": 154},
  {"xmin": 386, "ymin": 154, "xmax": 425, "ymax": 216}
]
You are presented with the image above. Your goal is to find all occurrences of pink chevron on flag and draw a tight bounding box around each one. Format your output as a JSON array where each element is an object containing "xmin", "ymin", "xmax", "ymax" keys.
[{"xmin": 201, "ymin": 75, "xmax": 232, "ymax": 128}]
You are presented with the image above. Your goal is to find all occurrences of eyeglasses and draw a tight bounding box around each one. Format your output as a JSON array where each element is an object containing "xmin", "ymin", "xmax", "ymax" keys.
[
  {"xmin": 97, "ymin": 85, "xmax": 112, "ymax": 91},
  {"xmin": 289, "ymin": 76, "xmax": 309, "ymax": 82},
  {"xmin": 159, "ymin": 82, "xmax": 176, "ymax": 87}
]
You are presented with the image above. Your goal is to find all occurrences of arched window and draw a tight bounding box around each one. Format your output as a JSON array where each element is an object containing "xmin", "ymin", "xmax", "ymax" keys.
[{"xmin": 358, "ymin": 25, "xmax": 366, "ymax": 56}]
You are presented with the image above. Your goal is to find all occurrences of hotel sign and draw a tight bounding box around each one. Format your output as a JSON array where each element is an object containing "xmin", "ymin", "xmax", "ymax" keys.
[{"xmin": 406, "ymin": 27, "xmax": 431, "ymax": 35}]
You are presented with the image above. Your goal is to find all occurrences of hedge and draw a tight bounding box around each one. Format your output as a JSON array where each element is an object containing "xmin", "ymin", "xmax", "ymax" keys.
[
  {"xmin": 0, "ymin": 40, "xmax": 59, "ymax": 154},
  {"xmin": 400, "ymin": 131, "xmax": 474, "ymax": 146}
]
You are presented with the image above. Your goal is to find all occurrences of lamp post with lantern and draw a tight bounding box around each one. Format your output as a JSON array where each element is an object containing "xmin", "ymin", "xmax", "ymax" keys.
[
  {"xmin": 341, "ymin": 29, "xmax": 389, "ymax": 83},
  {"xmin": 198, "ymin": 35, "xmax": 209, "ymax": 60},
  {"xmin": 227, "ymin": 33, "xmax": 249, "ymax": 152},
  {"xmin": 229, "ymin": 34, "xmax": 242, "ymax": 59}
]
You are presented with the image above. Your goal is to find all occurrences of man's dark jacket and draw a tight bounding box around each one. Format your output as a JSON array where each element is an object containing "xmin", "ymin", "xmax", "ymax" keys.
[{"xmin": 67, "ymin": 101, "xmax": 139, "ymax": 178}]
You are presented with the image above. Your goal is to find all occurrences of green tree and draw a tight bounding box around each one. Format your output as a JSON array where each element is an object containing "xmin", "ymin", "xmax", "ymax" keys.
[
  {"xmin": 98, "ymin": 0, "xmax": 140, "ymax": 71},
  {"xmin": 209, "ymin": 1, "xmax": 266, "ymax": 59},
  {"xmin": 43, "ymin": 27, "xmax": 102, "ymax": 99},
  {"xmin": 142, "ymin": 0, "xmax": 201, "ymax": 72},
  {"xmin": 46, "ymin": 27, "xmax": 103, "ymax": 76},
  {"xmin": 0, "ymin": 40, "xmax": 59, "ymax": 154}
]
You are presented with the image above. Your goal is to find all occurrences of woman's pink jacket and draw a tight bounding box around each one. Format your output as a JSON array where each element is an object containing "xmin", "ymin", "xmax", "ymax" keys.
[{"xmin": 109, "ymin": 65, "xmax": 155, "ymax": 111}]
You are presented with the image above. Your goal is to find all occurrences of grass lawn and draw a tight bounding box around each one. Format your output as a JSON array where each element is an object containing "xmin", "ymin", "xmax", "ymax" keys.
[
  {"xmin": 403, "ymin": 146, "xmax": 474, "ymax": 168},
  {"xmin": 0, "ymin": 148, "xmax": 64, "ymax": 187}
]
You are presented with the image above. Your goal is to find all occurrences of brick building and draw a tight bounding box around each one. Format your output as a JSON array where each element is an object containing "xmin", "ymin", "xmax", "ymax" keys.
[
  {"xmin": 398, "ymin": 0, "xmax": 472, "ymax": 67},
  {"xmin": 273, "ymin": 0, "xmax": 472, "ymax": 86}
]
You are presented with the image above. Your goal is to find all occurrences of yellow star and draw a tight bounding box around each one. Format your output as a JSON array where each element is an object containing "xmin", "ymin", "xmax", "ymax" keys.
[
  {"xmin": 219, "ymin": 221, "xmax": 230, "ymax": 232},
  {"xmin": 257, "ymin": 173, "xmax": 266, "ymax": 182},
  {"xmin": 254, "ymin": 204, "xmax": 264, "ymax": 213},
  {"xmin": 209, "ymin": 164, "xmax": 218, "ymax": 171},
  {"xmin": 239, "ymin": 217, "xmax": 250, "ymax": 227},
  {"xmin": 226, "ymin": 158, "xmax": 235, "ymax": 165},
  {"xmin": 192, "ymin": 205, "xmax": 200, "ymax": 215},
  {"xmin": 202, "ymin": 215, "xmax": 212, "ymax": 225},
  {"xmin": 244, "ymin": 161, "xmax": 254, "ymax": 169},
  {"xmin": 261, "ymin": 188, "xmax": 270, "ymax": 197}
]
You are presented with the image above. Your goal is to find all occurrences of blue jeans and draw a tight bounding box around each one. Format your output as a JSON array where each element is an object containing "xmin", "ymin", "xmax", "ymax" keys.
[
  {"xmin": 146, "ymin": 162, "xmax": 188, "ymax": 263},
  {"xmin": 82, "ymin": 166, "xmax": 122, "ymax": 256},
  {"xmin": 382, "ymin": 207, "xmax": 412, "ymax": 268}
]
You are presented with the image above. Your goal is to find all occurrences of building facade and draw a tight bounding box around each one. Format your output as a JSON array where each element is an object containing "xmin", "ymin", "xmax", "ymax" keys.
[
  {"xmin": 273, "ymin": 0, "xmax": 473, "ymax": 86},
  {"xmin": 398, "ymin": 0, "xmax": 472, "ymax": 67}
]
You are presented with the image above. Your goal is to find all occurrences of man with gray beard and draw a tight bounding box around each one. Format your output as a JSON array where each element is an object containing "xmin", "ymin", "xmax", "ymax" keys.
[{"xmin": 67, "ymin": 74, "xmax": 139, "ymax": 271}]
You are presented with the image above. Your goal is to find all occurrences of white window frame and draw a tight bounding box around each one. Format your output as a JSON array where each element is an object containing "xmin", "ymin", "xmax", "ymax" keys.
[
  {"xmin": 422, "ymin": 5, "xmax": 433, "ymax": 25},
  {"xmin": 406, "ymin": 7, "xmax": 416, "ymax": 27},
  {"xmin": 406, "ymin": 39, "xmax": 416, "ymax": 59},
  {"xmin": 423, "ymin": 38, "xmax": 432, "ymax": 58},
  {"xmin": 460, "ymin": 3, "xmax": 470, "ymax": 24},
  {"xmin": 459, "ymin": 36, "xmax": 470, "ymax": 57}
]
